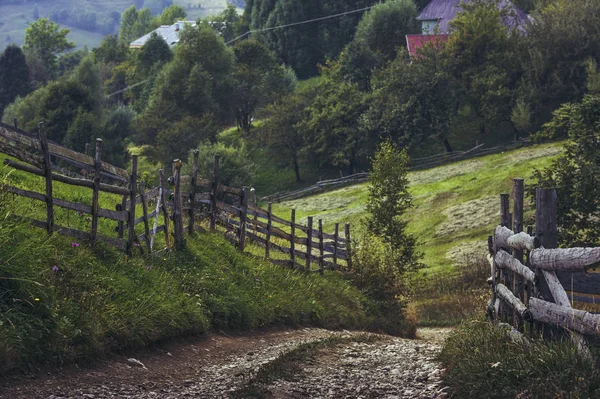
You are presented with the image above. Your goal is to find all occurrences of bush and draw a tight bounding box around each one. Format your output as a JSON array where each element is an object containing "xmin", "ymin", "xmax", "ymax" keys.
[{"xmin": 439, "ymin": 321, "xmax": 600, "ymax": 398}]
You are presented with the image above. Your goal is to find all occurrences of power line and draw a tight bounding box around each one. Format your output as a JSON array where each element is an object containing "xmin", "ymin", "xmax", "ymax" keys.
[
  {"xmin": 107, "ymin": 5, "xmax": 376, "ymax": 97},
  {"xmin": 226, "ymin": 5, "xmax": 377, "ymax": 45}
]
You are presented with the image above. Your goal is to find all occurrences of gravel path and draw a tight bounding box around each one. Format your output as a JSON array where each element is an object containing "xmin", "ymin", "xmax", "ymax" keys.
[{"xmin": 0, "ymin": 328, "xmax": 451, "ymax": 399}]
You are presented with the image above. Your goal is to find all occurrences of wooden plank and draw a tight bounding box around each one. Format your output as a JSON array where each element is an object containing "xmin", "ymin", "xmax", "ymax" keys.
[
  {"xmin": 2, "ymin": 185, "xmax": 46, "ymax": 202},
  {"xmin": 126, "ymin": 156, "xmax": 138, "ymax": 255},
  {"xmin": 306, "ymin": 217, "xmax": 313, "ymax": 271},
  {"xmin": 271, "ymin": 259, "xmax": 293, "ymax": 268},
  {"xmin": 318, "ymin": 219, "xmax": 324, "ymax": 275},
  {"xmin": 125, "ymin": 187, "xmax": 160, "ymax": 208},
  {"xmin": 188, "ymin": 150, "xmax": 199, "ymax": 235},
  {"xmin": 529, "ymin": 298, "xmax": 600, "ymax": 336},
  {"xmin": 0, "ymin": 139, "xmax": 43, "ymax": 168},
  {"xmin": 496, "ymin": 283, "xmax": 529, "ymax": 319},
  {"xmin": 290, "ymin": 209, "xmax": 296, "ymax": 268},
  {"xmin": 530, "ymin": 247, "xmax": 600, "ymax": 272},
  {"xmin": 159, "ymin": 170, "xmax": 171, "ymax": 249},
  {"xmin": 557, "ymin": 272, "xmax": 600, "ymax": 296},
  {"xmin": 91, "ymin": 139, "xmax": 102, "ymax": 242},
  {"xmin": 333, "ymin": 223, "xmax": 339, "ymax": 267},
  {"xmin": 38, "ymin": 123, "xmax": 54, "ymax": 235},
  {"xmin": 500, "ymin": 193, "xmax": 511, "ymax": 228},
  {"xmin": 495, "ymin": 250, "xmax": 536, "ymax": 283},
  {"xmin": 266, "ymin": 202, "xmax": 272, "ymax": 259},
  {"xmin": 345, "ymin": 223, "xmax": 352, "ymax": 271},
  {"xmin": 216, "ymin": 200, "xmax": 240, "ymax": 216},
  {"xmin": 25, "ymin": 217, "xmax": 125, "ymax": 250}
]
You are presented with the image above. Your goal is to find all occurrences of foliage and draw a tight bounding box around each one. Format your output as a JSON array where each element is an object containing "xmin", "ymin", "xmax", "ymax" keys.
[
  {"xmin": 101, "ymin": 106, "xmax": 136, "ymax": 167},
  {"xmin": 92, "ymin": 35, "xmax": 129, "ymax": 65},
  {"xmin": 232, "ymin": 39, "xmax": 292, "ymax": 133},
  {"xmin": 531, "ymin": 94, "xmax": 600, "ymax": 247},
  {"xmin": 206, "ymin": 5, "xmax": 242, "ymax": 44},
  {"xmin": 57, "ymin": 47, "xmax": 89, "ymax": 77},
  {"xmin": 136, "ymin": 32, "xmax": 172, "ymax": 75},
  {"xmin": 119, "ymin": 6, "xmax": 155, "ymax": 45},
  {"xmin": 23, "ymin": 18, "xmax": 75, "ymax": 75},
  {"xmin": 0, "ymin": 45, "xmax": 30, "ymax": 117},
  {"xmin": 366, "ymin": 139, "xmax": 420, "ymax": 272},
  {"xmin": 158, "ymin": 5, "xmax": 187, "ymax": 25},
  {"xmin": 439, "ymin": 321, "xmax": 600, "ymax": 398},
  {"xmin": 193, "ymin": 141, "xmax": 257, "ymax": 188}
]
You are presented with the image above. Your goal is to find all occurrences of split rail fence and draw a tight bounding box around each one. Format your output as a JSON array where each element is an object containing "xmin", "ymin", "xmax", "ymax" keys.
[
  {"xmin": 487, "ymin": 178, "xmax": 600, "ymax": 353},
  {"xmin": 0, "ymin": 121, "xmax": 350, "ymax": 273}
]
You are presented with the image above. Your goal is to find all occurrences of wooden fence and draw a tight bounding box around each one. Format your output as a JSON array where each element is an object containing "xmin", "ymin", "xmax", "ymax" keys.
[
  {"xmin": 487, "ymin": 178, "xmax": 600, "ymax": 354},
  {"xmin": 0, "ymin": 122, "xmax": 350, "ymax": 273}
]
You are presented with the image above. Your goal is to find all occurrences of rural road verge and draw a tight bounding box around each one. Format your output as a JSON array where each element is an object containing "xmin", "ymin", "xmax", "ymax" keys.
[{"xmin": 0, "ymin": 328, "xmax": 451, "ymax": 399}]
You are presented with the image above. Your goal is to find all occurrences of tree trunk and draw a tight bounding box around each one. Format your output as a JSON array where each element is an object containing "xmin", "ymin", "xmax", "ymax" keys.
[
  {"xmin": 293, "ymin": 154, "xmax": 302, "ymax": 182},
  {"xmin": 442, "ymin": 137, "xmax": 453, "ymax": 153}
]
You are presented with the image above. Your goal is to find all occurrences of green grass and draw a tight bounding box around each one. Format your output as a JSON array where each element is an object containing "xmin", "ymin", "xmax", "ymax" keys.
[
  {"xmin": 439, "ymin": 321, "xmax": 600, "ymax": 398},
  {"xmin": 0, "ymin": 149, "xmax": 408, "ymax": 374}
]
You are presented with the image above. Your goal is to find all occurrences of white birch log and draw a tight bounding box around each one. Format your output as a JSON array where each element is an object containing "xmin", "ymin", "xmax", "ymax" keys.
[
  {"xmin": 528, "ymin": 298, "xmax": 600, "ymax": 336},
  {"xmin": 507, "ymin": 232, "xmax": 537, "ymax": 251},
  {"xmin": 495, "ymin": 250, "xmax": 536, "ymax": 283},
  {"xmin": 496, "ymin": 284, "xmax": 529, "ymax": 319},
  {"xmin": 494, "ymin": 226, "xmax": 514, "ymax": 250},
  {"xmin": 530, "ymin": 247, "xmax": 600, "ymax": 271}
]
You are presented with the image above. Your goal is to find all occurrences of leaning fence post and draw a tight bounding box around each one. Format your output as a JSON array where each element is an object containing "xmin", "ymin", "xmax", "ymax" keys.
[
  {"xmin": 126, "ymin": 155, "xmax": 138, "ymax": 255},
  {"xmin": 305, "ymin": 217, "xmax": 313, "ymax": 271},
  {"xmin": 290, "ymin": 209, "xmax": 296, "ymax": 268},
  {"xmin": 265, "ymin": 202, "xmax": 272, "ymax": 259},
  {"xmin": 238, "ymin": 187, "xmax": 248, "ymax": 251},
  {"xmin": 189, "ymin": 149, "xmax": 199, "ymax": 235},
  {"xmin": 90, "ymin": 138, "xmax": 102, "ymax": 243},
  {"xmin": 172, "ymin": 159, "xmax": 185, "ymax": 250},
  {"xmin": 140, "ymin": 180, "xmax": 151, "ymax": 253},
  {"xmin": 159, "ymin": 169, "xmax": 171, "ymax": 248},
  {"xmin": 318, "ymin": 219, "xmax": 324, "ymax": 275},
  {"xmin": 38, "ymin": 122, "xmax": 53, "ymax": 235},
  {"xmin": 345, "ymin": 223, "xmax": 352, "ymax": 271},
  {"xmin": 333, "ymin": 223, "xmax": 339, "ymax": 268},
  {"xmin": 210, "ymin": 155, "xmax": 220, "ymax": 230}
]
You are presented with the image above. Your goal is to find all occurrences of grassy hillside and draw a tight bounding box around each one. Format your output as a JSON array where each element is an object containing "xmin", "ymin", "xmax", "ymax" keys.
[
  {"xmin": 268, "ymin": 142, "xmax": 565, "ymax": 324},
  {"xmin": 0, "ymin": 0, "xmax": 228, "ymax": 50}
]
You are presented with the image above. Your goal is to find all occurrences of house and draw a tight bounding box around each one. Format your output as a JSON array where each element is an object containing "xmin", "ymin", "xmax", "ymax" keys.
[
  {"xmin": 405, "ymin": 0, "xmax": 529, "ymax": 58},
  {"xmin": 129, "ymin": 21, "xmax": 197, "ymax": 49}
]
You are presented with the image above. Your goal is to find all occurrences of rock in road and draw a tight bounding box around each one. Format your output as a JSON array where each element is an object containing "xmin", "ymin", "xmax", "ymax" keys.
[{"xmin": 0, "ymin": 328, "xmax": 451, "ymax": 399}]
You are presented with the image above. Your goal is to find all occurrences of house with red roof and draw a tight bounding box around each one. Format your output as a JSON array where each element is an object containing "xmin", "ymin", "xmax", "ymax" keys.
[{"xmin": 406, "ymin": 0, "xmax": 530, "ymax": 59}]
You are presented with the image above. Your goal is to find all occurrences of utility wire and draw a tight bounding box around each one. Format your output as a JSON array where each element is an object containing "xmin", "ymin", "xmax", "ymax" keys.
[
  {"xmin": 107, "ymin": 4, "xmax": 376, "ymax": 97},
  {"xmin": 226, "ymin": 5, "xmax": 377, "ymax": 45}
]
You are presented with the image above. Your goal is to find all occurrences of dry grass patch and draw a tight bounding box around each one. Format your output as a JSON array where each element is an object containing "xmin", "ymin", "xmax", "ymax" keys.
[
  {"xmin": 409, "ymin": 159, "xmax": 485, "ymax": 185},
  {"xmin": 437, "ymin": 195, "xmax": 497, "ymax": 237},
  {"xmin": 446, "ymin": 241, "xmax": 489, "ymax": 267}
]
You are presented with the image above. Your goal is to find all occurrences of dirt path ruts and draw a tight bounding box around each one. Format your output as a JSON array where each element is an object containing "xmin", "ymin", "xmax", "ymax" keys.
[{"xmin": 0, "ymin": 328, "xmax": 451, "ymax": 399}]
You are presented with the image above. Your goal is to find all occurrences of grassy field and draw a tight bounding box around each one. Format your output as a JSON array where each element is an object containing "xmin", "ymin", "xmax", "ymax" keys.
[{"xmin": 267, "ymin": 142, "xmax": 565, "ymax": 324}]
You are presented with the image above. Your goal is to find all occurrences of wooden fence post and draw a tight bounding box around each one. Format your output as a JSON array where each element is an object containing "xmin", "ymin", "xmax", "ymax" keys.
[
  {"xmin": 13, "ymin": 118, "xmax": 18, "ymax": 131},
  {"xmin": 172, "ymin": 159, "xmax": 185, "ymax": 250},
  {"xmin": 189, "ymin": 149, "xmax": 199, "ymax": 235},
  {"xmin": 306, "ymin": 217, "xmax": 313, "ymax": 271},
  {"xmin": 238, "ymin": 187, "xmax": 248, "ymax": 251},
  {"xmin": 318, "ymin": 219, "xmax": 324, "ymax": 275},
  {"xmin": 265, "ymin": 202, "xmax": 272, "ymax": 259},
  {"xmin": 117, "ymin": 196, "xmax": 127, "ymax": 239},
  {"xmin": 210, "ymin": 155, "xmax": 220, "ymax": 230},
  {"xmin": 290, "ymin": 209, "xmax": 296, "ymax": 268},
  {"xmin": 500, "ymin": 193, "xmax": 511, "ymax": 228},
  {"xmin": 159, "ymin": 169, "xmax": 171, "ymax": 248},
  {"xmin": 126, "ymin": 155, "xmax": 138, "ymax": 255},
  {"xmin": 333, "ymin": 223, "xmax": 339, "ymax": 268},
  {"xmin": 90, "ymin": 138, "xmax": 102, "ymax": 243},
  {"xmin": 139, "ymin": 180, "xmax": 151, "ymax": 253},
  {"xmin": 38, "ymin": 122, "xmax": 53, "ymax": 235},
  {"xmin": 345, "ymin": 223, "xmax": 352, "ymax": 271},
  {"xmin": 513, "ymin": 178, "xmax": 525, "ymax": 328}
]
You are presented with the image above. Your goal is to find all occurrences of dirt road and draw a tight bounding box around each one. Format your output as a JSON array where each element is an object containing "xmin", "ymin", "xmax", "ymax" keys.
[{"xmin": 0, "ymin": 328, "xmax": 451, "ymax": 399}]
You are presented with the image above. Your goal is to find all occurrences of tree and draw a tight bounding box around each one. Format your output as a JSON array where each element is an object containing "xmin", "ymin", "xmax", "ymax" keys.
[
  {"xmin": 206, "ymin": 5, "xmax": 241, "ymax": 43},
  {"xmin": 531, "ymin": 94, "xmax": 600, "ymax": 247},
  {"xmin": 263, "ymin": 88, "xmax": 314, "ymax": 182},
  {"xmin": 136, "ymin": 32, "xmax": 172, "ymax": 74},
  {"xmin": 23, "ymin": 18, "xmax": 75, "ymax": 74},
  {"xmin": 92, "ymin": 35, "xmax": 129, "ymax": 65},
  {"xmin": 158, "ymin": 4, "xmax": 186, "ymax": 25},
  {"xmin": 119, "ymin": 6, "xmax": 140, "ymax": 44},
  {"xmin": 101, "ymin": 107, "xmax": 136, "ymax": 167},
  {"xmin": 366, "ymin": 139, "xmax": 420, "ymax": 271},
  {"xmin": 232, "ymin": 39, "xmax": 291, "ymax": 133},
  {"xmin": 353, "ymin": 0, "xmax": 418, "ymax": 63},
  {"xmin": 0, "ymin": 45, "xmax": 31, "ymax": 117}
]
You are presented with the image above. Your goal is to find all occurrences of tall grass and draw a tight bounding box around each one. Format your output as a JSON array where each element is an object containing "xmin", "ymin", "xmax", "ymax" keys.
[{"xmin": 439, "ymin": 321, "xmax": 600, "ymax": 398}]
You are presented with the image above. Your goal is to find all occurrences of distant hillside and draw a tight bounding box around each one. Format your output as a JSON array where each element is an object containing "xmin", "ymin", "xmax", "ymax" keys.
[{"xmin": 0, "ymin": 0, "xmax": 228, "ymax": 50}]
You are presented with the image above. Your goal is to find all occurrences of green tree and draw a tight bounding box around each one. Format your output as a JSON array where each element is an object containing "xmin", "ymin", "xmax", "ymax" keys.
[
  {"xmin": 63, "ymin": 109, "xmax": 99, "ymax": 152},
  {"xmin": 120, "ymin": 6, "xmax": 140, "ymax": 44},
  {"xmin": 531, "ymin": 94, "xmax": 600, "ymax": 247},
  {"xmin": 23, "ymin": 18, "xmax": 75, "ymax": 74},
  {"xmin": 366, "ymin": 139, "xmax": 420, "ymax": 271},
  {"xmin": 101, "ymin": 107, "xmax": 136, "ymax": 167},
  {"xmin": 92, "ymin": 35, "xmax": 129, "ymax": 65},
  {"xmin": 158, "ymin": 4, "xmax": 186, "ymax": 25},
  {"xmin": 137, "ymin": 32, "xmax": 172, "ymax": 74},
  {"xmin": 194, "ymin": 141, "xmax": 257, "ymax": 188},
  {"xmin": 206, "ymin": 5, "xmax": 241, "ymax": 43},
  {"xmin": 0, "ymin": 45, "xmax": 31, "ymax": 117},
  {"xmin": 232, "ymin": 39, "xmax": 292, "ymax": 133}
]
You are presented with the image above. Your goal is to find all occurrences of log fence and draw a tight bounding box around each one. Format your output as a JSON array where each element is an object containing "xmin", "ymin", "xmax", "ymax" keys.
[
  {"xmin": 0, "ymin": 122, "xmax": 350, "ymax": 273},
  {"xmin": 488, "ymin": 178, "xmax": 600, "ymax": 355}
]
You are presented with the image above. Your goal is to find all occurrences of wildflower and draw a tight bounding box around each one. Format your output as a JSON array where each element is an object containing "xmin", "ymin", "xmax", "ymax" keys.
[
  {"xmin": 34, "ymin": 298, "xmax": 40, "ymax": 302},
  {"xmin": 52, "ymin": 265, "xmax": 59, "ymax": 272},
  {"xmin": 134, "ymin": 243, "xmax": 140, "ymax": 247},
  {"xmin": 147, "ymin": 266, "xmax": 152, "ymax": 271},
  {"xmin": 71, "ymin": 242, "xmax": 80, "ymax": 247}
]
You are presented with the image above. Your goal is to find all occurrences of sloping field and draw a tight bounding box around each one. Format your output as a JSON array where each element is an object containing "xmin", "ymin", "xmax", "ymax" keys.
[{"xmin": 272, "ymin": 142, "xmax": 563, "ymax": 273}]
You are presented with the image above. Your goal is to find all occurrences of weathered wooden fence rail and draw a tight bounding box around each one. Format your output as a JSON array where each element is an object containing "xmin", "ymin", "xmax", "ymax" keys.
[
  {"xmin": 0, "ymin": 122, "xmax": 351, "ymax": 274},
  {"xmin": 487, "ymin": 178, "xmax": 600, "ymax": 354}
]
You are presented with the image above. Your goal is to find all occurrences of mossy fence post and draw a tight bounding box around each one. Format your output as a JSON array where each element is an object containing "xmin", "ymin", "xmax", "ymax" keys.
[
  {"xmin": 189, "ymin": 149, "xmax": 199, "ymax": 235},
  {"xmin": 37, "ymin": 122, "xmax": 53, "ymax": 235}
]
